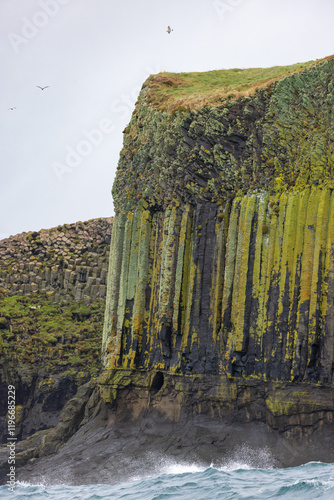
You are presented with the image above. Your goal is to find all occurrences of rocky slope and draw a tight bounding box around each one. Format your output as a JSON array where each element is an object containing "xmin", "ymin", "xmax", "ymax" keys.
[{"xmin": 0, "ymin": 218, "xmax": 112, "ymax": 483}]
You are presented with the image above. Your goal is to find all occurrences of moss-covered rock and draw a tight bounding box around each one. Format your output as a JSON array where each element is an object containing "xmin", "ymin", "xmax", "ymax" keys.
[
  {"xmin": 113, "ymin": 57, "xmax": 334, "ymax": 214},
  {"xmin": 104, "ymin": 57, "xmax": 334, "ymax": 386}
]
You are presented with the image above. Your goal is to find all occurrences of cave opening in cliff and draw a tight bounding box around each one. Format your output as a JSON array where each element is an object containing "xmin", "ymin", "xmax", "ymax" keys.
[{"xmin": 150, "ymin": 371, "xmax": 164, "ymax": 394}]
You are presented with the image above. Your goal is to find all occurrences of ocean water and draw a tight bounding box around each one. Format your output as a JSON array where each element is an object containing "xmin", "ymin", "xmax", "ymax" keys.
[{"xmin": 1, "ymin": 461, "xmax": 334, "ymax": 499}]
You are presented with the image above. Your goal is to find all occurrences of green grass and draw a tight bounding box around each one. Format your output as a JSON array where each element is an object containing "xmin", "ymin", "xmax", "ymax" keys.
[
  {"xmin": 0, "ymin": 291, "xmax": 104, "ymax": 378},
  {"xmin": 143, "ymin": 56, "xmax": 333, "ymax": 111}
]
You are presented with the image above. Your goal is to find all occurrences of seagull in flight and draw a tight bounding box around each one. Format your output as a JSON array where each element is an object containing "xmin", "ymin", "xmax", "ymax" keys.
[
  {"xmin": 36, "ymin": 85, "xmax": 49, "ymax": 90},
  {"xmin": 166, "ymin": 26, "xmax": 173, "ymax": 34},
  {"xmin": 8, "ymin": 107, "xmax": 16, "ymax": 110}
]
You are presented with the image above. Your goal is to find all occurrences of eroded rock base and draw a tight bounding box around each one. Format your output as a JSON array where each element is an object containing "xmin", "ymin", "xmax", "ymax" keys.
[{"xmin": 8, "ymin": 370, "xmax": 334, "ymax": 485}]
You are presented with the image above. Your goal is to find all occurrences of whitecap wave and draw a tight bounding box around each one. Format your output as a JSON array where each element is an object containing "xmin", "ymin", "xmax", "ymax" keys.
[
  {"xmin": 163, "ymin": 462, "xmax": 205, "ymax": 475},
  {"xmin": 216, "ymin": 444, "xmax": 277, "ymax": 471}
]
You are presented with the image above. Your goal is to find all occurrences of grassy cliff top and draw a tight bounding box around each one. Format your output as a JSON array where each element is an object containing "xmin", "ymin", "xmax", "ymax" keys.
[{"xmin": 143, "ymin": 55, "xmax": 334, "ymax": 111}]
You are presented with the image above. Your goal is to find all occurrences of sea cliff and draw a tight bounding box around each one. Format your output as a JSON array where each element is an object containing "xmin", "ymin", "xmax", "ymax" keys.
[
  {"xmin": 100, "ymin": 56, "xmax": 334, "ymax": 464},
  {"xmin": 2, "ymin": 57, "xmax": 334, "ymax": 485}
]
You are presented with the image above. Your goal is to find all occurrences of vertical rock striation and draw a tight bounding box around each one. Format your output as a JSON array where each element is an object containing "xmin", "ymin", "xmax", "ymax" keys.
[
  {"xmin": 103, "ymin": 57, "xmax": 334, "ymax": 383},
  {"xmin": 3, "ymin": 59, "xmax": 334, "ymax": 482},
  {"xmin": 100, "ymin": 57, "xmax": 334, "ymax": 458},
  {"xmin": 102, "ymin": 189, "xmax": 334, "ymax": 384}
]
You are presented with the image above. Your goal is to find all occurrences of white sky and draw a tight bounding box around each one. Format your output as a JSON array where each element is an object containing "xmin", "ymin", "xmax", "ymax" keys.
[{"xmin": 1, "ymin": 0, "xmax": 333, "ymax": 239}]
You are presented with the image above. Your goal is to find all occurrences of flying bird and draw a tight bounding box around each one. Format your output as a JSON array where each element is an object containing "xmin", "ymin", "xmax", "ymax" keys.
[
  {"xmin": 166, "ymin": 26, "xmax": 173, "ymax": 34},
  {"xmin": 8, "ymin": 107, "xmax": 16, "ymax": 110},
  {"xmin": 36, "ymin": 86, "xmax": 49, "ymax": 90}
]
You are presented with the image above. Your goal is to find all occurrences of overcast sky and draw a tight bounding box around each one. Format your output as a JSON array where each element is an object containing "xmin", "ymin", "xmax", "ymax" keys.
[{"xmin": 1, "ymin": 0, "xmax": 333, "ymax": 239}]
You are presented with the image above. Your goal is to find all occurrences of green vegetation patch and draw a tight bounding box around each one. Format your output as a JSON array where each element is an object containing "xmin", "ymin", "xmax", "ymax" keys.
[
  {"xmin": 266, "ymin": 389, "xmax": 327, "ymax": 416},
  {"xmin": 0, "ymin": 291, "xmax": 104, "ymax": 379},
  {"xmin": 142, "ymin": 58, "xmax": 329, "ymax": 111}
]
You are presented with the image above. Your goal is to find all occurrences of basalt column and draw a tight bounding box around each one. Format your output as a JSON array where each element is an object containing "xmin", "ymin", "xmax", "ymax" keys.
[{"xmin": 103, "ymin": 188, "xmax": 334, "ymax": 384}]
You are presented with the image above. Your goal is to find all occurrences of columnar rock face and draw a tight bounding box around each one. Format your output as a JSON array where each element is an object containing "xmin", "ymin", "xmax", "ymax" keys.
[
  {"xmin": 3, "ymin": 59, "xmax": 334, "ymax": 484},
  {"xmin": 102, "ymin": 190, "xmax": 334, "ymax": 384},
  {"xmin": 103, "ymin": 57, "xmax": 334, "ymax": 382},
  {"xmin": 101, "ymin": 57, "xmax": 334, "ymax": 457},
  {"xmin": 0, "ymin": 218, "xmax": 113, "ymax": 303}
]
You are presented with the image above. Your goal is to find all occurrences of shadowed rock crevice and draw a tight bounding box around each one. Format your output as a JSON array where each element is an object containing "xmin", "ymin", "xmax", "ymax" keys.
[{"xmin": 150, "ymin": 371, "xmax": 164, "ymax": 394}]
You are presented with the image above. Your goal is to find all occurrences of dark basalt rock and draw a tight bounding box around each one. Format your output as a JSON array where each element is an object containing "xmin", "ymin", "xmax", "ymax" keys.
[
  {"xmin": 2, "ymin": 58, "xmax": 334, "ymax": 485},
  {"xmin": 9, "ymin": 372, "xmax": 334, "ymax": 485}
]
